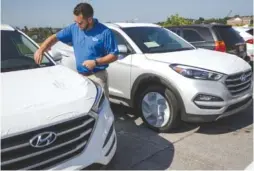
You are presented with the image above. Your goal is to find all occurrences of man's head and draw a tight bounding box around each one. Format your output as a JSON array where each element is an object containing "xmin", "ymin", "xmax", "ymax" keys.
[{"xmin": 73, "ymin": 3, "xmax": 94, "ymax": 30}]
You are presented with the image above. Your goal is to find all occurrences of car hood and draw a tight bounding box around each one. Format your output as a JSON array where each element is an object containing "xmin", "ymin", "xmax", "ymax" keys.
[
  {"xmin": 145, "ymin": 48, "xmax": 251, "ymax": 74},
  {"xmin": 1, "ymin": 65, "xmax": 97, "ymax": 138}
]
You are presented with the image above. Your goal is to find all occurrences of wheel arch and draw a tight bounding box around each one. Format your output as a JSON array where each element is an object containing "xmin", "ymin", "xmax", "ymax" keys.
[{"xmin": 130, "ymin": 73, "xmax": 186, "ymax": 114}]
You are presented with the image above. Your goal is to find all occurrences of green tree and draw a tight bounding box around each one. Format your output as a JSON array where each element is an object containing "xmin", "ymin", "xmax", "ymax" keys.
[
  {"xmin": 24, "ymin": 26, "xmax": 29, "ymax": 32},
  {"xmin": 161, "ymin": 14, "xmax": 192, "ymax": 27},
  {"xmin": 194, "ymin": 17, "xmax": 205, "ymax": 24}
]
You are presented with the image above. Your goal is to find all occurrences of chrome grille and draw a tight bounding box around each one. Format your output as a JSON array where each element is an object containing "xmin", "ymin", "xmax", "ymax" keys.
[
  {"xmin": 1, "ymin": 114, "xmax": 96, "ymax": 170},
  {"xmin": 225, "ymin": 69, "xmax": 252, "ymax": 96}
]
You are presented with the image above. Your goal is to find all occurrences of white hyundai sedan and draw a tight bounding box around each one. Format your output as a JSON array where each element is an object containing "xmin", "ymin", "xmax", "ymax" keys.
[{"xmin": 1, "ymin": 24, "xmax": 117, "ymax": 170}]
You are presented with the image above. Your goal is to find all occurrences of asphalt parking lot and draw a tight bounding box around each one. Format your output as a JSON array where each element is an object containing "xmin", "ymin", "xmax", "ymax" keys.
[{"xmin": 107, "ymin": 104, "xmax": 253, "ymax": 170}]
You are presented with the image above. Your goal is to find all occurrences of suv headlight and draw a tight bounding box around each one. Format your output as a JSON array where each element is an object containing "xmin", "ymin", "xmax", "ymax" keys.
[
  {"xmin": 170, "ymin": 64, "xmax": 224, "ymax": 81},
  {"xmin": 91, "ymin": 81, "xmax": 105, "ymax": 113}
]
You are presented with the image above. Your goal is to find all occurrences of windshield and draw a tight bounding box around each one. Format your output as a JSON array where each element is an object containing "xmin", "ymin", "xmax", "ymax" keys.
[
  {"xmin": 122, "ymin": 26, "xmax": 195, "ymax": 53},
  {"xmin": 1, "ymin": 30, "xmax": 54, "ymax": 72}
]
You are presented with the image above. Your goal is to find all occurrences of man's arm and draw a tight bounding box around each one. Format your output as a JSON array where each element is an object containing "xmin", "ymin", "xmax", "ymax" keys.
[
  {"xmin": 83, "ymin": 29, "xmax": 119, "ymax": 70},
  {"xmin": 34, "ymin": 24, "xmax": 73, "ymax": 64},
  {"xmin": 95, "ymin": 53, "xmax": 117, "ymax": 65},
  {"xmin": 96, "ymin": 29, "xmax": 119, "ymax": 65},
  {"xmin": 40, "ymin": 34, "xmax": 58, "ymax": 53},
  {"xmin": 34, "ymin": 34, "xmax": 58, "ymax": 64}
]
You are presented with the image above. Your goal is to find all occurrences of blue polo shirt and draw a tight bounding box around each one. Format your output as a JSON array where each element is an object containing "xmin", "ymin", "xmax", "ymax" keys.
[{"xmin": 56, "ymin": 18, "xmax": 118, "ymax": 73}]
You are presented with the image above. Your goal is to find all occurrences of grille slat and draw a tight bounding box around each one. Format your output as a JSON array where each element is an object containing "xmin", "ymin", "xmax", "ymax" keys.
[
  {"xmin": 21, "ymin": 140, "xmax": 88, "ymax": 170},
  {"xmin": 58, "ymin": 118, "xmax": 94, "ymax": 136},
  {"xmin": 1, "ymin": 142, "xmax": 29, "ymax": 153},
  {"xmin": 227, "ymin": 79, "xmax": 252, "ymax": 88},
  {"xmin": 1, "ymin": 114, "xmax": 92, "ymax": 150},
  {"xmin": 1, "ymin": 114, "xmax": 96, "ymax": 170},
  {"xmin": 230, "ymin": 83, "xmax": 251, "ymax": 93},
  {"xmin": 226, "ymin": 71, "xmax": 252, "ymax": 82},
  {"xmin": 225, "ymin": 70, "xmax": 253, "ymax": 96},
  {"xmin": 1, "ymin": 129, "xmax": 92, "ymax": 166}
]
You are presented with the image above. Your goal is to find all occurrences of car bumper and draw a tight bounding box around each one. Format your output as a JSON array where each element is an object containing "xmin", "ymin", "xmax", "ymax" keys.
[
  {"xmin": 172, "ymin": 72, "xmax": 253, "ymax": 122},
  {"xmin": 182, "ymin": 96, "xmax": 253, "ymax": 122},
  {"xmin": 49, "ymin": 98, "xmax": 117, "ymax": 170}
]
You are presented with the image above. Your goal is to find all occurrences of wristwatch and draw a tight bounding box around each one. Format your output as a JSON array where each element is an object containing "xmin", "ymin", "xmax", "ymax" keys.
[{"xmin": 94, "ymin": 59, "xmax": 99, "ymax": 66}]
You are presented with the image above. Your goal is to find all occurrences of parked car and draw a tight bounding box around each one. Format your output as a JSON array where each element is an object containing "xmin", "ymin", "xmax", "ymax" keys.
[
  {"xmin": 1, "ymin": 24, "xmax": 117, "ymax": 170},
  {"xmin": 233, "ymin": 27, "xmax": 253, "ymax": 65},
  {"xmin": 51, "ymin": 22, "xmax": 253, "ymax": 132},
  {"xmin": 166, "ymin": 24, "xmax": 248, "ymax": 61}
]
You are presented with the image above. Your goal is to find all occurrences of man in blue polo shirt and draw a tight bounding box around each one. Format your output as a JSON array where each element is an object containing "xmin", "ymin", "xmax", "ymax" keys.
[{"xmin": 34, "ymin": 3, "xmax": 118, "ymax": 98}]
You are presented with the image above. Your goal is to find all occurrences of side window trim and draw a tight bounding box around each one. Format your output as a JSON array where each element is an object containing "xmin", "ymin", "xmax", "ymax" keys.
[{"xmin": 182, "ymin": 28, "xmax": 206, "ymax": 43}]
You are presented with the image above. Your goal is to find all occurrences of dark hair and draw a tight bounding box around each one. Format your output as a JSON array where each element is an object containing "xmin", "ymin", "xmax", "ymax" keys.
[{"xmin": 73, "ymin": 3, "xmax": 94, "ymax": 18}]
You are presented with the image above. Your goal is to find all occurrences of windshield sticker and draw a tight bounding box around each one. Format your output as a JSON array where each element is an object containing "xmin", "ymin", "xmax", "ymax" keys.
[{"xmin": 144, "ymin": 41, "xmax": 160, "ymax": 48}]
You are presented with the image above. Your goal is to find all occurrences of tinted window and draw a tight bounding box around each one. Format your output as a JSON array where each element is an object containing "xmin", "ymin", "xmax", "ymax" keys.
[
  {"xmin": 167, "ymin": 28, "xmax": 181, "ymax": 36},
  {"xmin": 183, "ymin": 29, "xmax": 204, "ymax": 42},
  {"xmin": 1, "ymin": 30, "xmax": 54, "ymax": 72},
  {"xmin": 123, "ymin": 27, "xmax": 194, "ymax": 53},
  {"xmin": 213, "ymin": 26, "xmax": 245, "ymax": 46},
  {"xmin": 176, "ymin": 29, "xmax": 181, "ymax": 36},
  {"xmin": 194, "ymin": 27, "xmax": 214, "ymax": 41},
  {"xmin": 246, "ymin": 28, "xmax": 253, "ymax": 36}
]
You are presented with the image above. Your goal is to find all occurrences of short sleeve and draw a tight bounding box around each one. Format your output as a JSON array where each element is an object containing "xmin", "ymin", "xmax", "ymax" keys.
[
  {"xmin": 56, "ymin": 24, "xmax": 73, "ymax": 44},
  {"xmin": 103, "ymin": 29, "xmax": 119, "ymax": 56}
]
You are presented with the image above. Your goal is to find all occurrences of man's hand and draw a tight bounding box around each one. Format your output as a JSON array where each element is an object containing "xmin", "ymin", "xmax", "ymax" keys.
[
  {"xmin": 83, "ymin": 60, "xmax": 96, "ymax": 71},
  {"xmin": 34, "ymin": 49, "xmax": 44, "ymax": 64}
]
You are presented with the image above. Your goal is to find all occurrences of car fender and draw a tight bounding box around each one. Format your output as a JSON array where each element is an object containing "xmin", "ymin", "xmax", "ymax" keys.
[{"xmin": 130, "ymin": 73, "xmax": 186, "ymax": 114}]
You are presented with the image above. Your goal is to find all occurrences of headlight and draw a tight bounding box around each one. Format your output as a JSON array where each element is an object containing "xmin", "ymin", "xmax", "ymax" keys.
[
  {"xmin": 169, "ymin": 64, "xmax": 224, "ymax": 81},
  {"xmin": 91, "ymin": 81, "xmax": 105, "ymax": 113}
]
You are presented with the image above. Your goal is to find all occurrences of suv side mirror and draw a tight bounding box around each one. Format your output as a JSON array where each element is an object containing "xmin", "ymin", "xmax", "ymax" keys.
[
  {"xmin": 50, "ymin": 51, "xmax": 63, "ymax": 62},
  {"xmin": 118, "ymin": 44, "xmax": 128, "ymax": 54}
]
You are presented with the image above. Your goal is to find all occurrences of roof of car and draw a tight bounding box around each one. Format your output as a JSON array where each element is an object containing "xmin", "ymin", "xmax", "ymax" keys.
[
  {"xmin": 1, "ymin": 24, "xmax": 15, "ymax": 31},
  {"xmin": 104, "ymin": 22, "xmax": 160, "ymax": 28},
  {"xmin": 166, "ymin": 23, "xmax": 231, "ymax": 28}
]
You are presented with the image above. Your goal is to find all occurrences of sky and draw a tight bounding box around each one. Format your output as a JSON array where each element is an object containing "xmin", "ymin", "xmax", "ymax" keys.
[{"xmin": 1, "ymin": 0, "xmax": 253, "ymax": 28}]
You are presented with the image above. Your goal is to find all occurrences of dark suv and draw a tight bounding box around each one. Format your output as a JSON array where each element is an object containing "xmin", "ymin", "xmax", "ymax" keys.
[{"xmin": 166, "ymin": 24, "xmax": 247, "ymax": 60}]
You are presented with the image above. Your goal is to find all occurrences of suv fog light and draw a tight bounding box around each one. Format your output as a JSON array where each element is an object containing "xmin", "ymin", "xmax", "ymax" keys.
[{"xmin": 194, "ymin": 94, "xmax": 223, "ymax": 102}]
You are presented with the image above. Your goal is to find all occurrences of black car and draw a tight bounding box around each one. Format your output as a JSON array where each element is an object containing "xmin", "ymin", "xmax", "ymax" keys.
[{"xmin": 166, "ymin": 24, "xmax": 247, "ymax": 60}]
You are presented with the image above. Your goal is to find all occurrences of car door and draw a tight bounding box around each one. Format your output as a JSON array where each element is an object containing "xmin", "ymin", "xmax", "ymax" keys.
[{"xmin": 107, "ymin": 29, "xmax": 132, "ymax": 100}]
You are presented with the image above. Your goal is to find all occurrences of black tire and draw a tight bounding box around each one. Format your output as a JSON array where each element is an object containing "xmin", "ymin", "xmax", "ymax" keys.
[{"xmin": 136, "ymin": 85, "xmax": 181, "ymax": 133}]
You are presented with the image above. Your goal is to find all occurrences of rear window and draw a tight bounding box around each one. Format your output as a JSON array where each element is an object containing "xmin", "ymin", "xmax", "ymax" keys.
[
  {"xmin": 246, "ymin": 28, "xmax": 253, "ymax": 36},
  {"xmin": 213, "ymin": 26, "xmax": 245, "ymax": 46}
]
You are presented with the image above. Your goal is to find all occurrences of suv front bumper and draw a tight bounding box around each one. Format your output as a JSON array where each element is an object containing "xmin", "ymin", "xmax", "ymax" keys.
[
  {"xmin": 173, "ymin": 73, "xmax": 253, "ymax": 123},
  {"xmin": 50, "ymin": 98, "xmax": 117, "ymax": 170}
]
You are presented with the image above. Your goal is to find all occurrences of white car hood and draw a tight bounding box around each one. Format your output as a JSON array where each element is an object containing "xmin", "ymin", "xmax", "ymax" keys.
[
  {"xmin": 1, "ymin": 65, "xmax": 97, "ymax": 138},
  {"xmin": 145, "ymin": 48, "xmax": 251, "ymax": 74}
]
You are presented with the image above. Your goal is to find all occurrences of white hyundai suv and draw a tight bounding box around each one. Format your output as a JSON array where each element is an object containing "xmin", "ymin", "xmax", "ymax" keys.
[
  {"xmin": 51, "ymin": 22, "xmax": 253, "ymax": 132},
  {"xmin": 1, "ymin": 24, "xmax": 117, "ymax": 170}
]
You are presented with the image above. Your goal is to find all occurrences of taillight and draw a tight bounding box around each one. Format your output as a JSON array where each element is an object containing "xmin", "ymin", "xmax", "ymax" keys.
[
  {"xmin": 246, "ymin": 39, "xmax": 253, "ymax": 44},
  {"xmin": 215, "ymin": 41, "xmax": 226, "ymax": 52}
]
